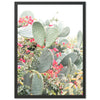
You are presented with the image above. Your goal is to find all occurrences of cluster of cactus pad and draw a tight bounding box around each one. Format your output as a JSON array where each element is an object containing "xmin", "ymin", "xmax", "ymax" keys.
[{"xmin": 17, "ymin": 11, "xmax": 83, "ymax": 95}]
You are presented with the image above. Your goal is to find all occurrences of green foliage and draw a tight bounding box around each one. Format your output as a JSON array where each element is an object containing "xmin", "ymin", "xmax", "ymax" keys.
[
  {"xmin": 32, "ymin": 22, "xmax": 46, "ymax": 46},
  {"xmin": 37, "ymin": 48, "xmax": 53, "ymax": 73},
  {"xmin": 46, "ymin": 27, "xmax": 59, "ymax": 47}
]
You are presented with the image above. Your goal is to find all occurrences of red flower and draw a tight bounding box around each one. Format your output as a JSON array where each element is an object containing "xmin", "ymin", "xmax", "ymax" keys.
[
  {"xmin": 53, "ymin": 59, "xmax": 58, "ymax": 66},
  {"xmin": 30, "ymin": 38, "xmax": 35, "ymax": 42},
  {"xmin": 49, "ymin": 24, "xmax": 53, "ymax": 27},
  {"xmin": 26, "ymin": 50, "xmax": 30, "ymax": 53},
  {"xmin": 59, "ymin": 52, "xmax": 61, "ymax": 56},
  {"xmin": 42, "ymin": 46, "xmax": 45, "ymax": 48},
  {"xmin": 37, "ymin": 44, "xmax": 41, "ymax": 47},
  {"xmin": 59, "ymin": 64, "xmax": 63, "ymax": 68},
  {"xmin": 18, "ymin": 43, "xmax": 23, "ymax": 47},
  {"xmin": 25, "ymin": 16, "xmax": 28, "ymax": 19},
  {"xmin": 43, "ymin": 73, "xmax": 46, "ymax": 76},
  {"xmin": 61, "ymin": 90, "xmax": 63, "ymax": 94},
  {"xmin": 55, "ymin": 42, "xmax": 58, "ymax": 45},
  {"xmin": 56, "ymin": 53, "xmax": 59, "ymax": 58},
  {"xmin": 19, "ymin": 58, "xmax": 25, "ymax": 63},
  {"xmin": 53, "ymin": 48, "xmax": 59, "ymax": 52},
  {"xmin": 18, "ymin": 65, "xmax": 21, "ymax": 69},
  {"xmin": 62, "ymin": 42, "xmax": 65, "ymax": 45}
]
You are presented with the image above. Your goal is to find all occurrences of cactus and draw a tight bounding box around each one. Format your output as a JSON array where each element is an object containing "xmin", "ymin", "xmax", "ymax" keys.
[
  {"xmin": 46, "ymin": 26, "xmax": 59, "ymax": 47},
  {"xmin": 56, "ymin": 53, "xmax": 66, "ymax": 64},
  {"xmin": 61, "ymin": 52, "xmax": 78, "ymax": 66},
  {"xmin": 18, "ymin": 25, "xmax": 33, "ymax": 38},
  {"xmin": 59, "ymin": 39, "xmax": 69, "ymax": 45},
  {"xmin": 32, "ymin": 22, "xmax": 46, "ymax": 46},
  {"xmin": 77, "ymin": 31, "xmax": 83, "ymax": 48},
  {"xmin": 59, "ymin": 27, "xmax": 70, "ymax": 37},
  {"xmin": 36, "ymin": 48, "xmax": 53, "ymax": 73},
  {"xmin": 20, "ymin": 11, "xmax": 34, "ymax": 18},
  {"xmin": 24, "ymin": 72, "xmax": 32, "ymax": 87},
  {"xmin": 31, "ymin": 72, "xmax": 44, "ymax": 95},
  {"xmin": 74, "ymin": 55, "xmax": 82, "ymax": 66}
]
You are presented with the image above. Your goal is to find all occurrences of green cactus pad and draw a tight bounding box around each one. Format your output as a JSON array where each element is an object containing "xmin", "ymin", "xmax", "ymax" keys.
[
  {"xmin": 37, "ymin": 48, "xmax": 53, "ymax": 73},
  {"xmin": 59, "ymin": 27, "xmax": 70, "ymax": 37},
  {"xmin": 77, "ymin": 31, "xmax": 83, "ymax": 48},
  {"xmin": 32, "ymin": 22, "xmax": 46, "ymax": 46},
  {"xmin": 20, "ymin": 11, "xmax": 34, "ymax": 18},
  {"xmin": 61, "ymin": 52, "xmax": 78, "ymax": 66},
  {"xmin": 56, "ymin": 53, "xmax": 66, "ymax": 64},
  {"xmin": 46, "ymin": 27, "xmax": 59, "ymax": 47},
  {"xmin": 24, "ymin": 72, "xmax": 32, "ymax": 87},
  {"xmin": 59, "ymin": 39, "xmax": 69, "ymax": 45},
  {"xmin": 18, "ymin": 25, "xmax": 33, "ymax": 38},
  {"xmin": 31, "ymin": 72, "xmax": 44, "ymax": 95}
]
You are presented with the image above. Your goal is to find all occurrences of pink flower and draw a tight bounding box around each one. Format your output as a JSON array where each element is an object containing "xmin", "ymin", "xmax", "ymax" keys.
[
  {"xmin": 53, "ymin": 48, "xmax": 59, "ymax": 52},
  {"xmin": 62, "ymin": 42, "xmax": 65, "ymax": 45},
  {"xmin": 18, "ymin": 18, "xmax": 23, "ymax": 23},
  {"xmin": 59, "ymin": 86, "xmax": 62, "ymax": 89},
  {"xmin": 53, "ymin": 59, "xmax": 58, "ymax": 66},
  {"xmin": 59, "ymin": 64, "xmax": 63, "ymax": 68},
  {"xmin": 19, "ymin": 58, "xmax": 23, "ymax": 61},
  {"xmin": 30, "ymin": 38, "xmax": 35, "ymax": 42},
  {"xmin": 27, "ymin": 45, "xmax": 30, "ymax": 48},
  {"xmin": 61, "ymin": 90, "xmax": 63, "ymax": 94},
  {"xmin": 59, "ymin": 52, "xmax": 61, "ymax": 56},
  {"xmin": 18, "ymin": 65, "xmax": 21, "ymax": 69},
  {"xmin": 49, "ymin": 24, "xmax": 53, "ymax": 27},
  {"xmin": 18, "ymin": 43, "xmax": 23, "ymax": 47},
  {"xmin": 56, "ymin": 53, "xmax": 59, "ymax": 58},
  {"xmin": 55, "ymin": 42, "xmax": 58, "ymax": 45},
  {"xmin": 43, "ymin": 73, "xmax": 46, "ymax": 76},
  {"xmin": 30, "ymin": 53, "xmax": 34, "ymax": 55},
  {"xmin": 26, "ymin": 50, "xmax": 30, "ymax": 53},
  {"xmin": 25, "ymin": 16, "xmax": 28, "ymax": 19},
  {"xmin": 22, "ymin": 59, "xmax": 26, "ymax": 63},
  {"xmin": 42, "ymin": 46, "xmax": 45, "ymax": 48},
  {"xmin": 19, "ymin": 58, "xmax": 25, "ymax": 63},
  {"xmin": 37, "ymin": 44, "xmax": 41, "ymax": 47}
]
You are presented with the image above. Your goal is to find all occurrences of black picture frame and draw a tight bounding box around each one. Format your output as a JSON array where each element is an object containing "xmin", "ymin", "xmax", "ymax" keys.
[{"xmin": 14, "ymin": 1, "xmax": 86, "ymax": 98}]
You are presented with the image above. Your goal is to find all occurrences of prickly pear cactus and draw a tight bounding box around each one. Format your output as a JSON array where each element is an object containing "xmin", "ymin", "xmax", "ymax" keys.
[
  {"xmin": 37, "ymin": 48, "xmax": 53, "ymax": 73},
  {"xmin": 59, "ymin": 27, "xmax": 70, "ymax": 37},
  {"xmin": 61, "ymin": 52, "xmax": 78, "ymax": 66},
  {"xmin": 24, "ymin": 72, "xmax": 32, "ymax": 87},
  {"xmin": 77, "ymin": 31, "xmax": 83, "ymax": 48},
  {"xmin": 20, "ymin": 11, "xmax": 34, "ymax": 18},
  {"xmin": 46, "ymin": 27, "xmax": 59, "ymax": 47},
  {"xmin": 31, "ymin": 72, "xmax": 44, "ymax": 95},
  {"xmin": 18, "ymin": 25, "xmax": 33, "ymax": 38},
  {"xmin": 32, "ymin": 22, "xmax": 46, "ymax": 46}
]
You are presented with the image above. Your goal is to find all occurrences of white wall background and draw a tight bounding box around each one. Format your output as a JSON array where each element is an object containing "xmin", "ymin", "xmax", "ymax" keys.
[
  {"xmin": 18, "ymin": 5, "xmax": 83, "ymax": 38},
  {"xmin": 0, "ymin": 0, "xmax": 100, "ymax": 100}
]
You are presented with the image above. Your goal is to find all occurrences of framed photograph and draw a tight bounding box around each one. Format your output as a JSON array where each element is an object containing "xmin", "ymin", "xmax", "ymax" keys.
[{"xmin": 15, "ymin": 2, "xmax": 86, "ymax": 98}]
